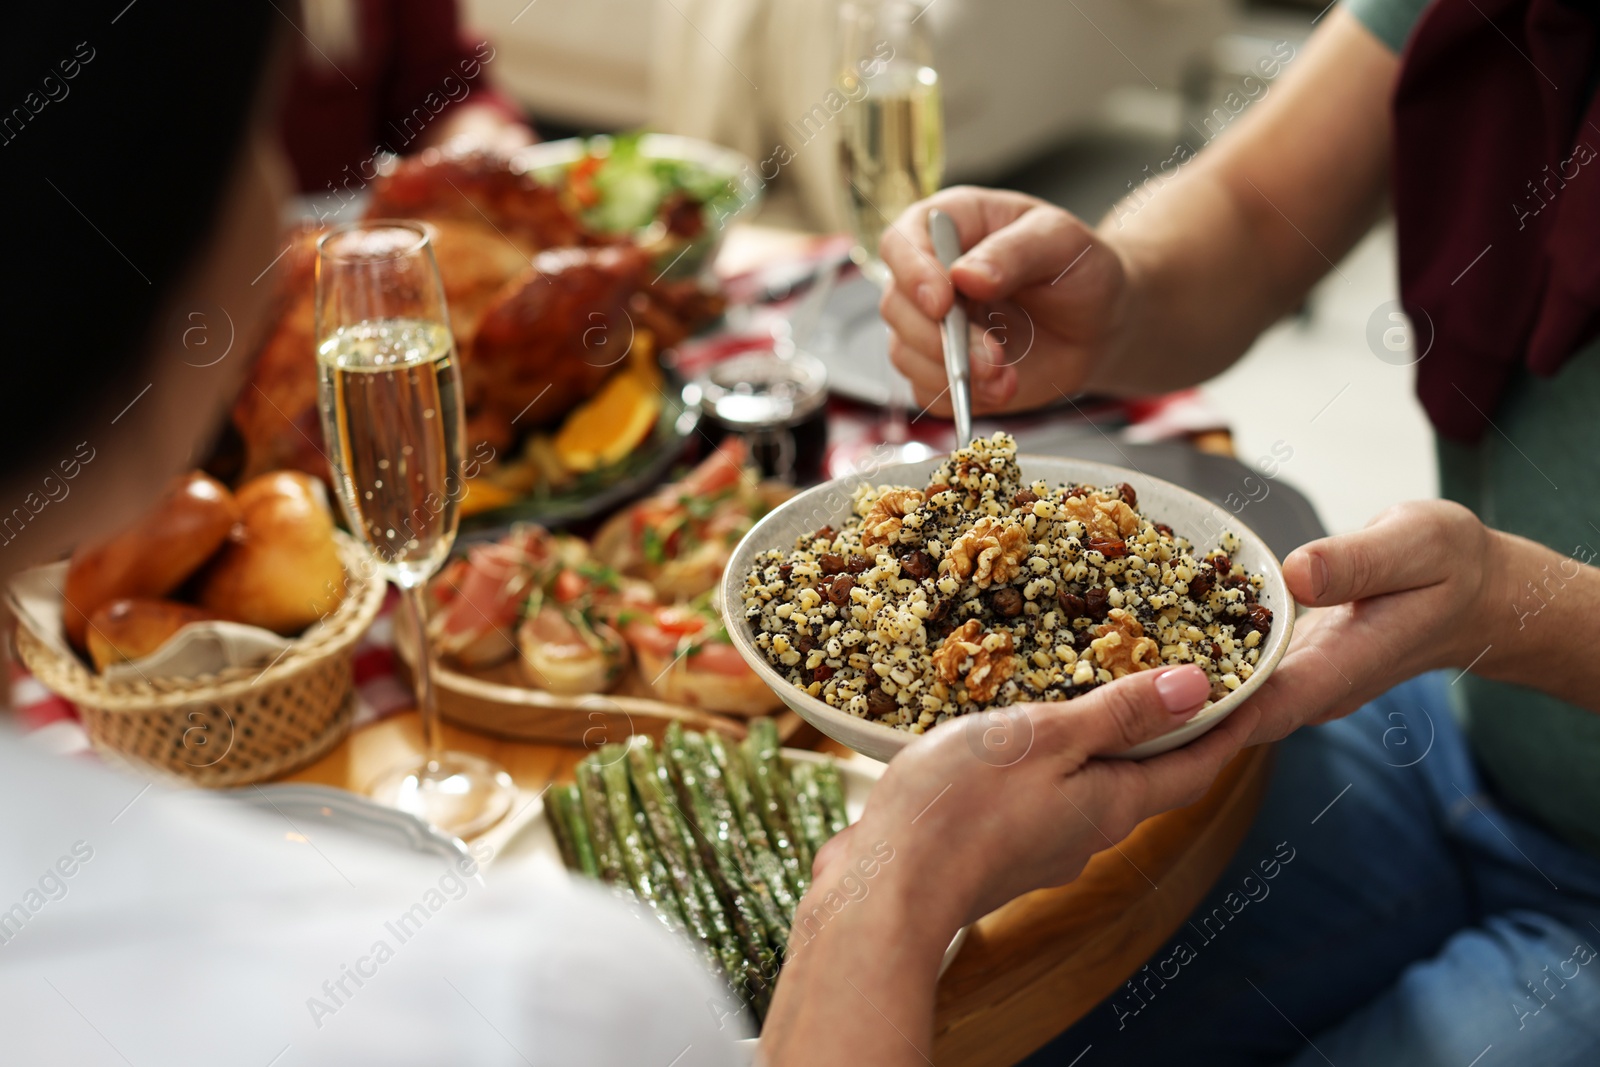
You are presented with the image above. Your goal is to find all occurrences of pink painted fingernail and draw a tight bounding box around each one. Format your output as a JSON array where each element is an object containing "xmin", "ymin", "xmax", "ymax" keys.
[{"xmin": 1155, "ymin": 665, "xmax": 1210, "ymax": 714}]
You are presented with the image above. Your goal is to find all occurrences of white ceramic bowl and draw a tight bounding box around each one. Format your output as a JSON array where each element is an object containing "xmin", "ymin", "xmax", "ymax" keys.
[{"xmin": 721, "ymin": 455, "xmax": 1294, "ymax": 763}]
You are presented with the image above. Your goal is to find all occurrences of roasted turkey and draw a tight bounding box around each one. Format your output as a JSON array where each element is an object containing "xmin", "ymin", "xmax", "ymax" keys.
[{"xmin": 230, "ymin": 148, "xmax": 724, "ymax": 483}]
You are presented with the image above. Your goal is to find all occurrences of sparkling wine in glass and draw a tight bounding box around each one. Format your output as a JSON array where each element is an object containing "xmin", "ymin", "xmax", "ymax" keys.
[
  {"xmin": 315, "ymin": 220, "xmax": 513, "ymax": 838},
  {"xmin": 836, "ymin": 0, "xmax": 944, "ymax": 468},
  {"xmin": 837, "ymin": 0, "xmax": 944, "ymax": 285}
]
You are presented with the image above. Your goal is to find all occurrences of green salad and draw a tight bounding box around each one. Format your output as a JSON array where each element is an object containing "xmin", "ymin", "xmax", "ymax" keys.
[{"xmin": 552, "ymin": 132, "xmax": 744, "ymax": 236}]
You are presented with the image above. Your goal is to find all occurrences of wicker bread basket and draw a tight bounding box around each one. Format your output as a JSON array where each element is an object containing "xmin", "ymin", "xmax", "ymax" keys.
[{"xmin": 13, "ymin": 533, "xmax": 386, "ymax": 787}]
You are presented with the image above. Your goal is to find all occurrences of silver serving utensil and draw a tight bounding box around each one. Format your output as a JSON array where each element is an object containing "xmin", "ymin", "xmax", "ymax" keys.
[{"xmin": 927, "ymin": 209, "xmax": 973, "ymax": 446}]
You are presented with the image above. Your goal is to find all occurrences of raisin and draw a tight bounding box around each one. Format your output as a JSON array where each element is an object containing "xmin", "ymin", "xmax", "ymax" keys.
[
  {"xmin": 1246, "ymin": 604, "xmax": 1273, "ymax": 634},
  {"xmin": 1117, "ymin": 482, "xmax": 1137, "ymax": 507},
  {"xmin": 1084, "ymin": 586, "xmax": 1110, "ymax": 619},
  {"xmin": 1206, "ymin": 640, "xmax": 1222, "ymax": 661},
  {"xmin": 1087, "ymin": 536, "xmax": 1127, "ymax": 559},
  {"xmin": 816, "ymin": 525, "xmax": 836, "ymax": 541},
  {"xmin": 1208, "ymin": 553, "xmax": 1232, "ymax": 574},
  {"xmin": 989, "ymin": 586, "xmax": 1023, "ymax": 617},
  {"xmin": 1012, "ymin": 489, "xmax": 1039, "ymax": 509},
  {"xmin": 825, "ymin": 574, "xmax": 855, "ymax": 606},
  {"xmin": 1189, "ymin": 568, "xmax": 1214, "ymax": 599},
  {"xmin": 1057, "ymin": 590, "xmax": 1087, "ymax": 618},
  {"xmin": 819, "ymin": 553, "xmax": 847, "ymax": 576},
  {"xmin": 1155, "ymin": 523, "xmax": 1174, "ymax": 538},
  {"xmin": 796, "ymin": 633, "xmax": 816, "ymax": 654},
  {"xmin": 1073, "ymin": 628, "xmax": 1096, "ymax": 651},
  {"xmin": 866, "ymin": 687, "xmax": 896, "ymax": 717},
  {"xmin": 813, "ymin": 664, "xmax": 835, "ymax": 682},
  {"xmin": 1223, "ymin": 573, "xmax": 1249, "ymax": 591},
  {"xmin": 778, "ymin": 563, "xmax": 793, "ymax": 581},
  {"xmin": 899, "ymin": 550, "xmax": 935, "ymax": 580},
  {"xmin": 847, "ymin": 554, "xmax": 871, "ymax": 574},
  {"xmin": 926, "ymin": 598, "xmax": 950, "ymax": 622}
]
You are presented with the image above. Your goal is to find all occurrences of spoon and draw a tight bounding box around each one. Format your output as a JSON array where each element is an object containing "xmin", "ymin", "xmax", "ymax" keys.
[{"xmin": 927, "ymin": 209, "xmax": 973, "ymax": 447}]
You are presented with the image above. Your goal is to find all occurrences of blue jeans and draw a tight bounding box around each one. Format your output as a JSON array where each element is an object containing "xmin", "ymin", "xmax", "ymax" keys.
[{"xmin": 1026, "ymin": 673, "xmax": 1600, "ymax": 1066}]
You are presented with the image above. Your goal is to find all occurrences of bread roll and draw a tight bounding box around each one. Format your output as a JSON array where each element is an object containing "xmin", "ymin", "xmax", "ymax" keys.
[
  {"xmin": 85, "ymin": 599, "xmax": 215, "ymax": 672},
  {"xmin": 197, "ymin": 471, "xmax": 346, "ymax": 635},
  {"xmin": 62, "ymin": 472, "xmax": 239, "ymax": 650}
]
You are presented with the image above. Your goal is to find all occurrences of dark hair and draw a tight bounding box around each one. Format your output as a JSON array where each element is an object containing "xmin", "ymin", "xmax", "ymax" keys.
[{"xmin": 1, "ymin": 1, "xmax": 278, "ymax": 469}]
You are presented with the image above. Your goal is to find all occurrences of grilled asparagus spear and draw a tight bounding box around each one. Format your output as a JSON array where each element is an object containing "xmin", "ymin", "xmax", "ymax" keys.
[
  {"xmin": 813, "ymin": 761, "xmax": 851, "ymax": 840},
  {"xmin": 787, "ymin": 761, "xmax": 830, "ymax": 861},
  {"xmin": 747, "ymin": 718, "xmax": 813, "ymax": 878},
  {"xmin": 664, "ymin": 723, "xmax": 782, "ymax": 985},
  {"xmin": 683, "ymin": 730, "xmax": 790, "ymax": 944},
  {"xmin": 575, "ymin": 756, "xmax": 628, "ymax": 888},
  {"xmin": 598, "ymin": 745, "xmax": 685, "ymax": 933},
  {"xmin": 709, "ymin": 732, "xmax": 799, "ymax": 917},
  {"xmin": 627, "ymin": 737, "xmax": 747, "ymax": 991},
  {"xmin": 548, "ymin": 783, "xmax": 599, "ymax": 878}
]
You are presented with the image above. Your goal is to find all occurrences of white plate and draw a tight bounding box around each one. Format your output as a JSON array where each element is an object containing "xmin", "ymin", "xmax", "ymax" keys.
[
  {"xmin": 239, "ymin": 783, "xmax": 482, "ymax": 879},
  {"xmin": 800, "ymin": 272, "xmax": 900, "ymax": 406},
  {"xmin": 721, "ymin": 455, "xmax": 1294, "ymax": 763}
]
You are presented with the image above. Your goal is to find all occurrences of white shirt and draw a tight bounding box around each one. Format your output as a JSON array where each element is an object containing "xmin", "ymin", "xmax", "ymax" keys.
[{"xmin": 0, "ymin": 729, "xmax": 748, "ymax": 1065}]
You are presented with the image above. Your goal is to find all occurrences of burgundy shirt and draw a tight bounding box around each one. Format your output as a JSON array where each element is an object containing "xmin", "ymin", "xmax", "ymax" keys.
[
  {"xmin": 277, "ymin": 0, "xmax": 519, "ymax": 194},
  {"xmin": 1393, "ymin": 0, "xmax": 1600, "ymax": 440}
]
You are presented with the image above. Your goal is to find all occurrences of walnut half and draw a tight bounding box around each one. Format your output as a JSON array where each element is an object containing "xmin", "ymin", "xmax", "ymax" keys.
[
  {"xmin": 933, "ymin": 619, "xmax": 1018, "ymax": 703},
  {"xmin": 1060, "ymin": 493, "xmax": 1140, "ymax": 542},
  {"xmin": 861, "ymin": 487, "xmax": 925, "ymax": 549},
  {"xmin": 1090, "ymin": 608, "xmax": 1159, "ymax": 679},
  {"xmin": 942, "ymin": 517, "xmax": 1028, "ymax": 588}
]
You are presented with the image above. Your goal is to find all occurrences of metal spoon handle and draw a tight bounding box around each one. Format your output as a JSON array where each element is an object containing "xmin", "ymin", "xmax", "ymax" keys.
[{"xmin": 927, "ymin": 209, "xmax": 973, "ymax": 446}]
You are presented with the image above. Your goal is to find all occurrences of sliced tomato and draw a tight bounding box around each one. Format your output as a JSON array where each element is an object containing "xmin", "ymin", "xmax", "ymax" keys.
[
  {"xmin": 654, "ymin": 606, "xmax": 706, "ymax": 637},
  {"xmin": 679, "ymin": 439, "xmax": 746, "ymax": 497},
  {"xmin": 567, "ymin": 154, "xmax": 604, "ymax": 209},
  {"xmin": 553, "ymin": 569, "xmax": 589, "ymax": 604}
]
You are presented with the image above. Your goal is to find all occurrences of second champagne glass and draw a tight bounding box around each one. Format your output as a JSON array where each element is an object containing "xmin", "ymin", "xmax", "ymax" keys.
[
  {"xmin": 837, "ymin": 0, "xmax": 945, "ymax": 468},
  {"xmin": 315, "ymin": 220, "xmax": 514, "ymax": 838},
  {"xmin": 837, "ymin": 0, "xmax": 944, "ymax": 284}
]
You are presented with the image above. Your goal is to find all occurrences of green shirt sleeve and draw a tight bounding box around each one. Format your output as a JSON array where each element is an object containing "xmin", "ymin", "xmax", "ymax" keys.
[{"xmin": 1343, "ymin": 0, "xmax": 1433, "ymax": 53}]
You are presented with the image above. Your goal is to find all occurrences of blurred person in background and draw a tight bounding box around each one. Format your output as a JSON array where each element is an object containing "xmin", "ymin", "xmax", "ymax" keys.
[
  {"xmin": 279, "ymin": 0, "xmax": 534, "ymax": 197},
  {"xmin": 879, "ymin": 1, "xmax": 1600, "ymax": 1064}
]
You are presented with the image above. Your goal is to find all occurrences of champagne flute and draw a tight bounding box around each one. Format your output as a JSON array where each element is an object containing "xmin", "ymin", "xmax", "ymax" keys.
[
  {"xmin": 837, "ymin": 0, "xmax": 944, "ymax": 284},
  {"xmin": 837, "ymin": 0, "xmax": 945, "ymax": 466},
  {"xmin": 315, "ymin": 220, "xmax": 514, "ymax": 838}
]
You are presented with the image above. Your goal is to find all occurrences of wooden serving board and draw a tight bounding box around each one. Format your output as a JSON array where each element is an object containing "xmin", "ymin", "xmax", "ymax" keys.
[{"xmin": 393, "ymin": 621, "xmax": 814, "ymax": 748}]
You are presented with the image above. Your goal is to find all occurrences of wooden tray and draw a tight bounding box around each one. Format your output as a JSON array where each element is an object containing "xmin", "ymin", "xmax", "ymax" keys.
[{"xmin": 393, "ymin": 619, "xmax": 799, "ymax": 747}]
